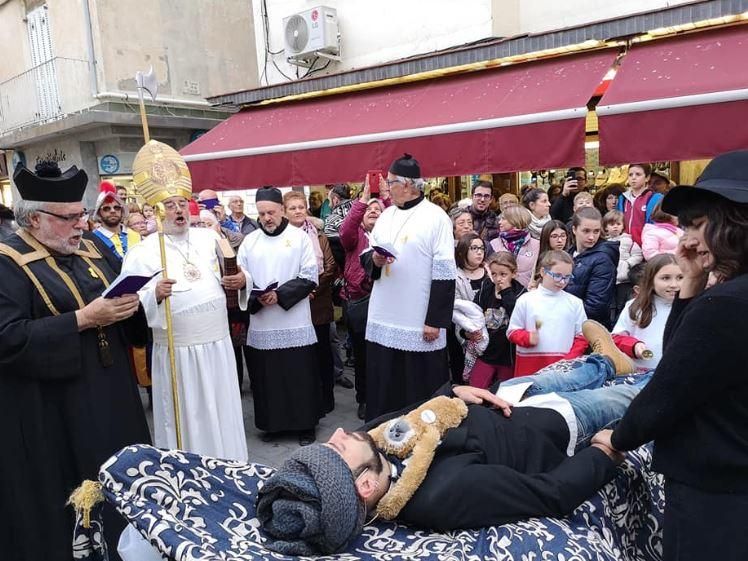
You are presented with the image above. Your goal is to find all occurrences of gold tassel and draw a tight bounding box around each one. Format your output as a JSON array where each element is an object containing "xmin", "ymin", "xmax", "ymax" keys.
[{"xmin": 67, "ymin": 480, "xmax": 104, "ymax": 529}]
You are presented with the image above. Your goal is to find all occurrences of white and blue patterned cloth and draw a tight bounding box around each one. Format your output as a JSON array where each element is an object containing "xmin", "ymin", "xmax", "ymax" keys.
[{"xmin": 75, "ymin": 442, "xmax": 663, "ymax": 561}]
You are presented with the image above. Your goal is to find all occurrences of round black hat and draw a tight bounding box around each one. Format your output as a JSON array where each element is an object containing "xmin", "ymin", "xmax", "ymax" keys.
[
  {"xmin": 663, "ymin": 150, "xmax": 748, "ymax": 214},
  {"xmin": 389, "ymin": 153, "xmax": 421, "ymax": 179}
]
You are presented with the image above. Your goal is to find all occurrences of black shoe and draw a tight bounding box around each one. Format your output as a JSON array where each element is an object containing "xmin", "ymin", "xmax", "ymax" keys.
[
  {"xmin": 357, "ymin": 403, "xmax": 366, "ymax": 420},
  {"xmin": 336, "ymin": 376, "xmax": 354, "ymax": 389},
  {"xmin": 298, "ymin": 431, "xmax": 316, "ymax": 446}
]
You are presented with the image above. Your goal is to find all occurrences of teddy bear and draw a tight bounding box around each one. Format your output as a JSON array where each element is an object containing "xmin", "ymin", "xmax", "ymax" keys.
[{"xmin": 368, "ymin": 395, "xmax": 468, "ymax": 520}]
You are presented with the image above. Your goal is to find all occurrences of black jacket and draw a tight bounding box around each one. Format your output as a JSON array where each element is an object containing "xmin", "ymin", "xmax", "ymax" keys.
[
  {"xmin": 612, "ymin": 274, "xmax": 748, "ymax": 493},
  {"xmin": 550, "ymin": 193, "xmax": 577, "ymax": 224},
  {"xmin": 565, "ymin": 240, "xmax": 619, "ymax": 327},
  {"xmin": 472, "ymin": 277, "xmax": 525, "ymax": 365},
  {"xmin": 362, "ymin": 385, "xmax": 617, "ymax": 531}
]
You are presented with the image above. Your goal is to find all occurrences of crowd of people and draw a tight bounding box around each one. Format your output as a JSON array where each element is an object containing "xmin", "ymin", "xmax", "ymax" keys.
[{"xmin": 0, "ymin": 145, "xmax": 746, "ymax": 561}]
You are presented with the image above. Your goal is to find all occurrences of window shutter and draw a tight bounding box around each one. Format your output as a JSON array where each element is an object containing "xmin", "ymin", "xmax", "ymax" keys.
[{"xmin": 27, "ymin": 5, "xmax": 61, "ymax": 121}]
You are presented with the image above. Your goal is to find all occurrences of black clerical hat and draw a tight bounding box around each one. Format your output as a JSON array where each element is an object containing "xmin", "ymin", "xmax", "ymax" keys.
[
  {"xmin": 255, "ymin": 186, "xmax": 283, "ymax": 204},
  {"xmin": 389, "ymin": 153, "xmax": 421, "ymax": 179},
  {"xmin": 14, "ymin": 161, "xmax": 88, "ymax": 203}
]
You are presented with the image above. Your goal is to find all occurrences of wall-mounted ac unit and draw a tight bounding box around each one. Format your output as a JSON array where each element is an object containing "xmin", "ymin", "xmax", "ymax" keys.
[{"xmin": 283, "ymin": 6, "xmax": 339, "ymax": 60}]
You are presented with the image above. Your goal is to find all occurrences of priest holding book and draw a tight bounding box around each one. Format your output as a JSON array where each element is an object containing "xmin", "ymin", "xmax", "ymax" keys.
[
  {"xmin": 362, "ymin": 154, "xmax": 456, "ymax": 421},
  {"xmin": 121, "ymin": 140, "xmax": 248, "ymax": 461},
  {"xmin": 237, "ymin": 186, "xmax": 321, "ymax": 446},
  {"xmin": 0, "ymin": 161, "xmax": 150, "ymax": 559}
]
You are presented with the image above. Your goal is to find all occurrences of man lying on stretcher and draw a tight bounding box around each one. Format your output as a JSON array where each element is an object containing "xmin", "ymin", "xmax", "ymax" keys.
[{"xmin": 256, "ymin": 322, "xmax": 649, "ymax": 555}]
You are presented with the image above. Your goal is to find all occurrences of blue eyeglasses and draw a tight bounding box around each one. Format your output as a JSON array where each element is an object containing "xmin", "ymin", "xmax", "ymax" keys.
[{"xmin": 543, "ymin": 268, "xmax": 574, "ymax": 283}]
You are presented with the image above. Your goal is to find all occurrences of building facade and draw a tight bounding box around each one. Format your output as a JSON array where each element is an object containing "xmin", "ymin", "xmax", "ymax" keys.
[{"xmin": 0, "ymin": 0, "xmax": 259, "ymax": 206}]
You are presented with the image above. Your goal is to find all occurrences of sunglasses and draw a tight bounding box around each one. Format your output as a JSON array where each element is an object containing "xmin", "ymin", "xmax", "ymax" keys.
[
  {"xmin": 38, "ymin": 209, "xmax": 89, "ymax": 223},
  {"xmin": 543, "ymin": 268, "xmax": 574, "ymax": 283}
]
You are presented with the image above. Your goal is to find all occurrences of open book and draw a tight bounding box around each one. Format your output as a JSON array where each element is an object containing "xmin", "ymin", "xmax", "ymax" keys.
[
  {"xmin": 250, "ymin": 281, "xmax": 279, "ymax": 297},
  {"xmin": 366, "ymin": 233, "xmax": 399, "ymax": 259},
  {"xmin": 103, "ymin": 270, "xmax": 161, "ymax": 299}
]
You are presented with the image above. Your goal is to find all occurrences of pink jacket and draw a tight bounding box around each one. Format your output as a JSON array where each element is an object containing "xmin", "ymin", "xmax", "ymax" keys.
[
  {"xmin": 641, "ymin": 223, "xmax": 682, "ymax": 260},
  {"xmin": 339, "ymin": 198, "xmax": 388, "ymax": 300},
  {"xmin": 489, "ymin": 235, "xmax": 540, "ymax": 288}
]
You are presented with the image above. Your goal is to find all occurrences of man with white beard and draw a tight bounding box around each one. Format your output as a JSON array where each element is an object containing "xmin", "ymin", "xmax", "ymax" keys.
[{"xmin": 122, "ymin": 140, "xmax": 248, "ymax": 460}]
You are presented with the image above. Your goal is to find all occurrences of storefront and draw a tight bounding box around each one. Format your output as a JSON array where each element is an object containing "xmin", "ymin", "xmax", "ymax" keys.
[{"xmin": 180, "ymin": 22, "xmax": 748, "ymax": 204}]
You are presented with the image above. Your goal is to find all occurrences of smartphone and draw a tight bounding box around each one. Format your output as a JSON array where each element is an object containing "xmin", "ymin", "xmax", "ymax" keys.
[
  {"xmin": 566, "ymin": 169, "xmax": 578, "ymax": 190},
  {"xmin": 367, "ymin": 170, "xmax": 383, "ymax": 196}
]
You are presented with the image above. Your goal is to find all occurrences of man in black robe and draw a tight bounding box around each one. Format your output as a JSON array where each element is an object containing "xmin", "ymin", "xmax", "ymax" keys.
[
  {"xmin": 0, "ymin": 161, "xmax": 151, "ymax": 561},
  {"xmin": 236, "ymin": 187, "xmax": 321, "ymax": 446}
]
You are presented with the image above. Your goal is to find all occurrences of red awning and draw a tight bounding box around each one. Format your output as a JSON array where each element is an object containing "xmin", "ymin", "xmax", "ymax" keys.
[
  {"xmin": 182, "ymin": 50, "xmax": 617, "ymax": 189},
  {"xmin": 598, "ymin": 25, "xmax": 748, "ymax": 165}
]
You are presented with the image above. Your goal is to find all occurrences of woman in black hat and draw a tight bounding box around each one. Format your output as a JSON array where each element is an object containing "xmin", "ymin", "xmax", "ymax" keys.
[{"xmin": 594, "ymin": 150, "xmax": 748, "ymax": 561}]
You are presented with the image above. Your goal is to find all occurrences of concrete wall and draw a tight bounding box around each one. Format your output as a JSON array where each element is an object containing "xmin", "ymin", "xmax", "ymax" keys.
[
  {"xmin": 516, "ymin": 0, "xmax": 698, "ymax": 34},
  {"xmin": 92, "ymin": 0, "xmax": 259, "ymax": 99},
  {"xmin": 252, "ymin": 0, "xmax": 494, "ymax": 86},
  {"xmin": 0, "ymin": 0, "xmax": 31, "ymax": 82}
]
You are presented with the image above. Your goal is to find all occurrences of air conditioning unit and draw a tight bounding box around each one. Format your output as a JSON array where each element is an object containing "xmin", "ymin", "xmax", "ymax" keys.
[{"xmin": 283, "ymin": 6, "xmax": 339, "ymax": 60}]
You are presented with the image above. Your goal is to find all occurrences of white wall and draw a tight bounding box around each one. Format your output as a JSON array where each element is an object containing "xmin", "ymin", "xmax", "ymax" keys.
[
  {"xmin": 253, "ymin": 0, "xmax": 494, "ymax": 86},
  {"xmin": 518, "ymin": 0, "xmax": 698, "ymax": 34}
]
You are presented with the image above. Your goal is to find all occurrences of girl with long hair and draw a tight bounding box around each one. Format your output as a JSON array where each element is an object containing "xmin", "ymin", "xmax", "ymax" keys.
[{"xmin": 611, "ymin": 254, "xmax": 682, "ymax": 370}]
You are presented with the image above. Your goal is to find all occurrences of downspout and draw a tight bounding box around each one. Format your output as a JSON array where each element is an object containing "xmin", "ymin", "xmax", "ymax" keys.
[{"xmin": 82, "ymin": 0, "xmax": 99, "ymax": 96}]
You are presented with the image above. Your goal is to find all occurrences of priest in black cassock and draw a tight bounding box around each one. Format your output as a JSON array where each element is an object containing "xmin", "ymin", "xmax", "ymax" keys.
[
  {"xmin": 0, "ymin": 162, "xmax": 151, "ymax": 561},
  {"xmin": 361, "ymin": 154, "xmax": 457, "ymax": 421},
  {"xmin": 236, "ymin": 187, "xmax": 322, "ymax": 446}
]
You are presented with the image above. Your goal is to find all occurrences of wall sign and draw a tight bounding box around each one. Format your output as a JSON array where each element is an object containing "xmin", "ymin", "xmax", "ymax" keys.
[{"xmin": 99, "ymin": 154, "xmax": 121, "ymax": 174}]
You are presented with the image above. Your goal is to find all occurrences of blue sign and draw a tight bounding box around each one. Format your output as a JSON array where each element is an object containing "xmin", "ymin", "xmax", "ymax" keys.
[{"xmin": 100, "ymin": 154, "xmax": 120, "ymax": 174}]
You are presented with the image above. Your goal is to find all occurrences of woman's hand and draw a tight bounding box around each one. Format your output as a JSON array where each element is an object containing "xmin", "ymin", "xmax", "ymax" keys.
[
  {"xmin": 361, "ymin": 177, "xmax": 371, "ymax": 203},
  {"xmin": 675, "ymin": 234, "xmax": 709, "ymax": 298},
  {"xmin": 466, "ymin": 330, "xmax": 483, "ymax": 342}
]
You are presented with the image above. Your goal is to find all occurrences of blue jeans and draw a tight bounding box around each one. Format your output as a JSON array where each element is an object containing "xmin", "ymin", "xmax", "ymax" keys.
[{"xmin": 502, "ymin": 355, "xmax": 653, "ymax": 448}]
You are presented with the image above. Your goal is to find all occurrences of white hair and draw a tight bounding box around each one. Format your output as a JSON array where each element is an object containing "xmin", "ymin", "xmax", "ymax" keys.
[
  {"xmin": 394, "ymin": 175, "xmax": 425, "ymax": 192},
  {"xmin": 14, "ymin": 200, "xmax": 45, "ymax": 228}
]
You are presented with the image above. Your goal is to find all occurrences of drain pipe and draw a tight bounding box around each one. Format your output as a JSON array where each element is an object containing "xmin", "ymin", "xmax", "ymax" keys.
[{"xmin": 82, "ymin": 0, "xmax": 99, "ymax": 97}]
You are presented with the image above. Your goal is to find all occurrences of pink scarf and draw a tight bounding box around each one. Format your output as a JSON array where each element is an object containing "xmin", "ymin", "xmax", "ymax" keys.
[{"xmin": 301, "ymin": 219, "xmax": 324, "ymax": 272}]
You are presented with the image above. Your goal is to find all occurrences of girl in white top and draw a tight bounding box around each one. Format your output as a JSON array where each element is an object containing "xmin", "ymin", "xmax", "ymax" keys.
[
  {"xmin": 507, "ymin": 250, "xmax": 587, "ymax": 377},
  {"xmin": 613, "ymin": 253, "xmax": 683, "ymax": 370}
]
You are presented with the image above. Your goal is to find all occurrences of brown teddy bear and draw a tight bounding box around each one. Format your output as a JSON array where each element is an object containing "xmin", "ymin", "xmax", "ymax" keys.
[{"xmin": 368, "ymin": 395, "xmax": 468, "ymax": 520}]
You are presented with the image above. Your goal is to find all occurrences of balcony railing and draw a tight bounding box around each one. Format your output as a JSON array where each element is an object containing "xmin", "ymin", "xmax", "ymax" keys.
[{"xmin": 0, "ymin": 57, "xmax": 94, "ymax": 134}]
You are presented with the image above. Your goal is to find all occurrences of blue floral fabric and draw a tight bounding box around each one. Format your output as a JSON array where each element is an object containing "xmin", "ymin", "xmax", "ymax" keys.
[{"xmin": 77, "ymin": 441, "xmax": 664, "ymax": 561}]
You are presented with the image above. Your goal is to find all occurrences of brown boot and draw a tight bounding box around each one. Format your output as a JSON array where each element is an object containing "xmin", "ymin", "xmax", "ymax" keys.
[{"xmin": 582, "ymin": 320, "xmax": 636, "ymax": 375}]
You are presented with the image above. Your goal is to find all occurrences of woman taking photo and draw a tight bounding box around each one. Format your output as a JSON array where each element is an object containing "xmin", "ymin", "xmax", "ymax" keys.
[
  {"xmin": 565, "ymin": 207, "xmax": 619, "ymax": 327},
  {"xmin": 522, "ymin": 188, "xmax": 552, "ymax": 240},
  {"xmin": 597, "ymin": 150, "xmax": 748, "ymax": 561},
  {"xmin": 489, "ymin": 205, "xmax": 540, "ymax": 288}
]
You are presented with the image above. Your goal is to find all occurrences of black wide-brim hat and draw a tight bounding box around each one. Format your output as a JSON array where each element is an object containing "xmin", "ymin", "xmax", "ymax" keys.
[
  {"xmin": 663, "ymin": 150, "xmax": 748, "ymax": 215},
  {"xmin": 14, "ymin": 162, "xmax": 88, "ymax": 203}
]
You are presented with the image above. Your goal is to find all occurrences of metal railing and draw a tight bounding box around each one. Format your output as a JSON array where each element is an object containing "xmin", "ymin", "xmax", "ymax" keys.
[{"xmin": 0, "ymin": 57, "xmax": 94, "ymax": 133}]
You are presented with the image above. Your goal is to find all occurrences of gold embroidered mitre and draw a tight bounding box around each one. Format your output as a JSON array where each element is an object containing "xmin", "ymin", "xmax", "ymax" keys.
[{"xmin": 132, "ymin": 140, "xmax": 192, "ymax": 206}]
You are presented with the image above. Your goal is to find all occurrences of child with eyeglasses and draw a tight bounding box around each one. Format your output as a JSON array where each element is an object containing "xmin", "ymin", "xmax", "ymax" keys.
[
  {"xmin": 465, "ymin": 252, "xmax": 526, "ymax": 388},
  {"xmin": 507, "ymin": 250, "xmax": 588, "ymax": 377}
]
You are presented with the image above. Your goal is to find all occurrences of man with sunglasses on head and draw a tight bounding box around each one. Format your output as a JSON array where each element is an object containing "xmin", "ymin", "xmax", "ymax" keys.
[
  {"xmin": 0, "ymin": 161, "xmax": 151, "ymax": 558},
  {"xmin": 88, "ymin": 180, "xmax": 142, "ymax": 272}
]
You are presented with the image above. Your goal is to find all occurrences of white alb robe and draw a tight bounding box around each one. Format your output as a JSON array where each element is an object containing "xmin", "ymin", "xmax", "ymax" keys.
[
  {"xmin": 122, "ymin": 228, "xmax": 248, "ymax": 460},
  {"xmin": 237, "ymin": 223, "xmax": 318, "ymax": 349},
  {"xmin": 366, "ymin": 197, "xmax": 457, "ymax": 351}
]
